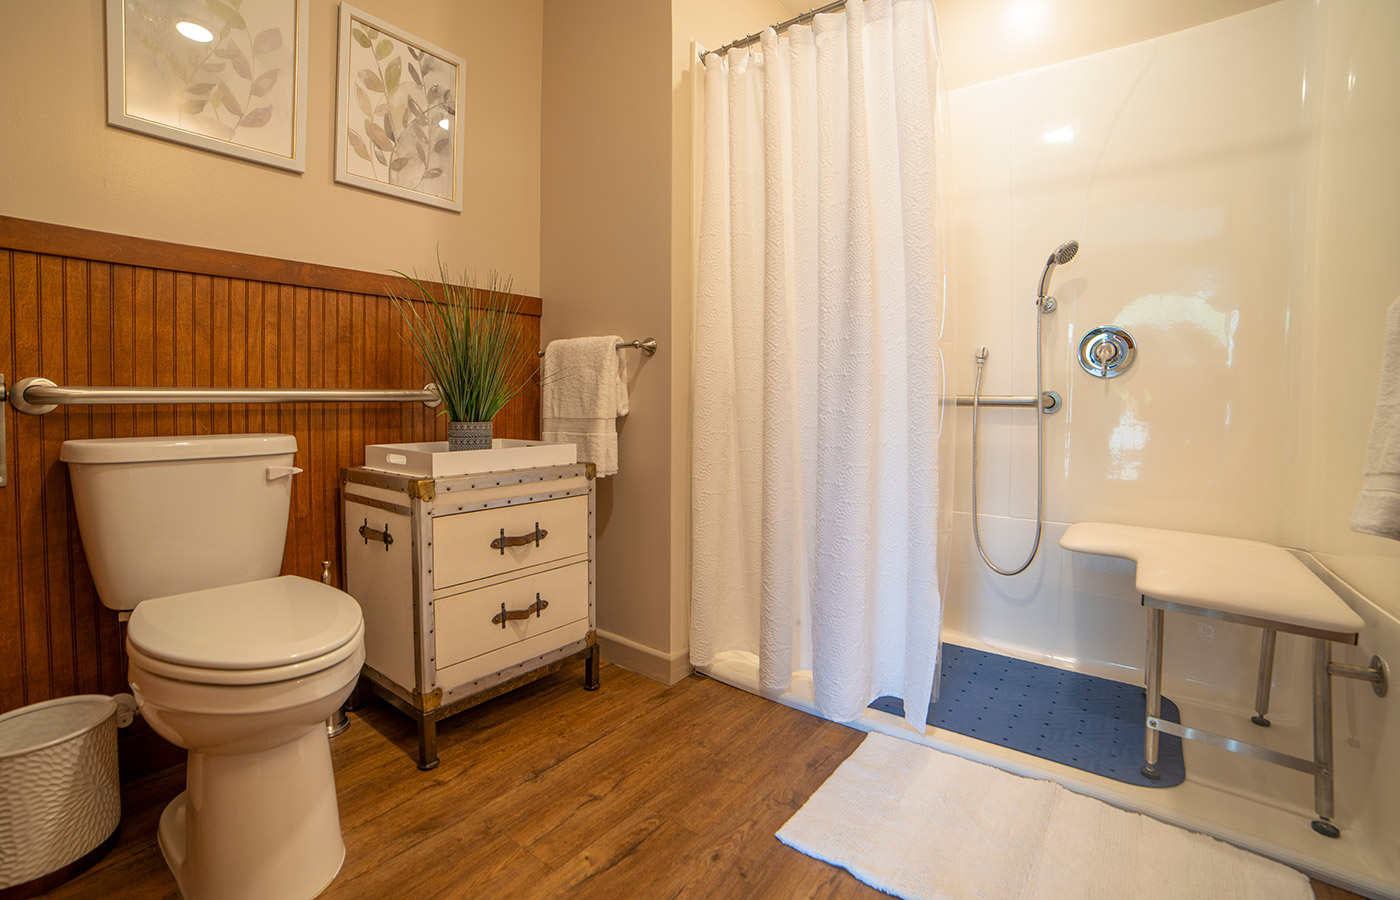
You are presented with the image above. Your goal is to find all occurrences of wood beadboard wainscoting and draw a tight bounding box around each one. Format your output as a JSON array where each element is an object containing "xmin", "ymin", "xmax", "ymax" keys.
[{"xmin": 0, "ymin": 217, "xmax": 541, "ymax": 774}]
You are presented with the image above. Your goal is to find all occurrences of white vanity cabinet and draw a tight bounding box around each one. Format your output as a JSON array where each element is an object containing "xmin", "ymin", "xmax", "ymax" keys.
[{"xmin": 342, "ymin": 462, "xmax": 598, "ymax": 769}]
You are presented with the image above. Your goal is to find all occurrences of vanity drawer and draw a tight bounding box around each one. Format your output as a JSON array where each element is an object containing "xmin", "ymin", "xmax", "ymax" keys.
[
  {"xmin": 434, "ymin": 561, "xmax": 589, "ymax": 669},
  {"xmin": 432, "ymin": 494, "xmax": 588, "ymax": 590}
]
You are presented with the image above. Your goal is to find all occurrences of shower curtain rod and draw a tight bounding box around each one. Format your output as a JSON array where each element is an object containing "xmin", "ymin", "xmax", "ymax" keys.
[{"xmin": 699, "ymin": 0, "xmax": 849, "ymax": 60}]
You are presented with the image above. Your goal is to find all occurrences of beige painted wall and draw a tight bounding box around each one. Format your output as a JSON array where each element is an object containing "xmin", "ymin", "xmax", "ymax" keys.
[
  {"xmin": 0, "ymin": 1, "xmax": 542, "ymax": 289},
  {"xmin": 539, "ymin": 0, "xmax": 789, "ymax": 682},
  {"xmin": 540, "ymin": 0, "xmax": 679, "ymax": 678}
]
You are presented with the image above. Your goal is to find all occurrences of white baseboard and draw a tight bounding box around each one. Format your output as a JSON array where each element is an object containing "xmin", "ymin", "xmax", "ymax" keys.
[{"xmin": 597, "ymin": 629, "xmax": 692, "ymax": 685}]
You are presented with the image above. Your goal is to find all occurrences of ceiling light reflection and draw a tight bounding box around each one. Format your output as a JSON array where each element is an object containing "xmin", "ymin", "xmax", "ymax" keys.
[
  {"xmin": 1003, "ymin": 0, "xmax": 1048, "ymax": 36},
  {"xmin": 176, "ymin": 21, "xmax": 214, "ymax": 43}
]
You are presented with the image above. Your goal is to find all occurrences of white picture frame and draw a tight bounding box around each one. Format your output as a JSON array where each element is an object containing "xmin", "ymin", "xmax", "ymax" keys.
[
  {"xmin": 105, "ymin": 0, "xmax": 309, "ymax": 173},
  {"xmin": 334, "ymin": 4, "xmax": 465, "ymax": 212}
]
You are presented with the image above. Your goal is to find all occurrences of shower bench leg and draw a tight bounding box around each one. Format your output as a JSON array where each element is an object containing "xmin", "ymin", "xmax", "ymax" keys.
[
  {"xmin": 1141, "ymin": 602, "xmax": 1165, "ymax": 781},
  {"xmin": 1137, "ymin": 597, "xmax": 1359, "ymax": 838},
  {"xmin": 1311, "ymin": 639, "xmax": 1339, "ymax": 838},
  {"xmin": 1252, "ymin": 628, "xmax": 1277, "ymax": 726}
]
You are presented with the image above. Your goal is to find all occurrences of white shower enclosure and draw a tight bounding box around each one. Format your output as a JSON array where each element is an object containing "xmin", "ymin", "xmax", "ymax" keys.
[{"xmin": 691, "ymin": 0, "xmax": 1398, "ymax": 897}]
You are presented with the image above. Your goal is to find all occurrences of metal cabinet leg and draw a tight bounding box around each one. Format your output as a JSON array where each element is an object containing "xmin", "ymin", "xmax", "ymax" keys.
[
  {"xmin": 584, "ymin": 643, "xmax": 601, "ymax": 691},
  {"xmin": 1142, "ymin": 605, "xmax": 1165, "ymax": 780},
  {"xmin": 1252, "ymin": 628, "xmax": 1277, "ymax": 727},
  {"xmin": 1311, "ymin": 639, "xmax": 1340, "ymax": 838},
  {"xmin": 417, "ymin": 714, "xmax": 439, "ymax": 771}
]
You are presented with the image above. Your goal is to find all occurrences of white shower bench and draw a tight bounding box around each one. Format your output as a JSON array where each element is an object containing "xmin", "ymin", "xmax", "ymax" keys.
[{"xmin": 1061, "ymin": 523, "xmax": 1386, "ymax": 838}]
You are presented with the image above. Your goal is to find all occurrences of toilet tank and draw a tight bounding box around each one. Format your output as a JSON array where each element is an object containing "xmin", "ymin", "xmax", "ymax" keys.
[{"xmin": 60, "ymin": 434, "xmax": 300, "ymax": 611}]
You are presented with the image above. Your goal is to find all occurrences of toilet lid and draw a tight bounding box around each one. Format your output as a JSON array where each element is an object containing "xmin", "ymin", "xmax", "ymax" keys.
[{"xmin": 128, "ymin": 576, "xmax": 363, "ymax": 670}]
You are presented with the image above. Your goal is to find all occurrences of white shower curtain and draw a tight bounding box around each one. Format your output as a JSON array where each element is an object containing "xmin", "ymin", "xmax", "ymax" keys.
[{"xmin": 690, "ymin": 0, "xmax": 947, "ymax": 729}]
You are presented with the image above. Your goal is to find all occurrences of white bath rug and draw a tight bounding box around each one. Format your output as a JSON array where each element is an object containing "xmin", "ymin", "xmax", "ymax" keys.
[{"xmin": 777, "ymin": 732, "xmax": 1313, "ymax": 900}]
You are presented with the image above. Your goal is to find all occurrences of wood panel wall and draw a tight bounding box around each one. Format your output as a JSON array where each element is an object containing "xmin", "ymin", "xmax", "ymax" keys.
[{"xmin": 0, "ymin": 217, "xmax": 541, "ymax": 717}]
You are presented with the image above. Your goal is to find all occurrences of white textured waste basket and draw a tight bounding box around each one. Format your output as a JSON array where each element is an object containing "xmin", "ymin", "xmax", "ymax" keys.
[{"xmin": 0, "ymin": 695, "xmax": 122, "ymax": 898}]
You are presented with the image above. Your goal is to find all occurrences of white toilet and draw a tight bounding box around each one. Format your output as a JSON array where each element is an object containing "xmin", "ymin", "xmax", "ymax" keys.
[{"xmin": 60, "ymin": 434, "xmax": 365, "ymax": 900}]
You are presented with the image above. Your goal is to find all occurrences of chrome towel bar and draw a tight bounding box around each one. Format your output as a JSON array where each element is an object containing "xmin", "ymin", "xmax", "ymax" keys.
[
  {"xmin": 538, "ymin": 337, "xmax": 658, "ymax": 358},
  {"xmin": 6, "ymin": 377, "xmax": 443, "ymax": 416}
]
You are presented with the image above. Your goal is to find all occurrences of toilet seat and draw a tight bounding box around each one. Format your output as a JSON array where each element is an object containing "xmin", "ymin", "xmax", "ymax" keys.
[
  {"xmin": 128, "ymin": 576, "xmax": 364, "ymax": 686},
  {"xmin": 127, "ymin": 621, "xmax": 364, "ymax": 686}
]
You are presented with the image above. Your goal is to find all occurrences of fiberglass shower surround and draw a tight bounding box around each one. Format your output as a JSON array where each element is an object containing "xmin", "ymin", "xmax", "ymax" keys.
[{"xmin": 689, "ymin": 0, "xmax": 951, "ymax": 728}]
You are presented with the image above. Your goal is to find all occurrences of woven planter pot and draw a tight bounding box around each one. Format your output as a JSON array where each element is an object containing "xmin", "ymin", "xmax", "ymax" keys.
[{"xmin": 447, "ymin": 421, "xmax": 493, "ymax": 451}]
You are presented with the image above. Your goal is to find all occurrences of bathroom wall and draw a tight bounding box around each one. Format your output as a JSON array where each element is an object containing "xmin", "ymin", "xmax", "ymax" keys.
[
  {"xmin": 0, "ymin": 1, "xmax": 543, "ymax": 289},
  {"xmin": 538, "ymin": 0, "xmax": 788, "ymax": 683},
  {"xmin": 943, "ymin": 0, "xmax": 1400, "ymax": 701},
  {"xmin": 539, "ymin": 0, "xmax": 679, "ymax": 680},
  {"xmin": 0, "ymin": 218, "xmax": 542, "ymax": 719}
]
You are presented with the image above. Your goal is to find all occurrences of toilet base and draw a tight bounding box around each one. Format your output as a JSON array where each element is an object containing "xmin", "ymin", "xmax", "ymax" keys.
[{"xmin": 157, "ymin": 725, "xmax": 345, "ymax": 900}]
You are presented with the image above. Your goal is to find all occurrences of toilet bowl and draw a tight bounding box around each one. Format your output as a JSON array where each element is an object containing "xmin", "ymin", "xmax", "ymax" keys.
[
  {"xmin": 61, "ymin": 434, "xmax": 365, "ymax": 900},
  {"xmin": 127, "ymin": 577, "xmax": 364, "ymax": 900}
]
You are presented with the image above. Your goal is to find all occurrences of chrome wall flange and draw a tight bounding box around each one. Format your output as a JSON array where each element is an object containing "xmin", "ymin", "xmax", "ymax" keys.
[
  {"xmin": 1042, "ymin": 391, "xmax": 1062, "ymax": 414},
  {"xmin": 9, "ymin": 377, "xmax": 58, "ymax": 415},
  {"xmin": 1329, "ymin": 655, "xmax": 1389, "ymax": 698},
  {"xmin": 421, "ymin": 383, "xmax": 443, "ymax": 409}
]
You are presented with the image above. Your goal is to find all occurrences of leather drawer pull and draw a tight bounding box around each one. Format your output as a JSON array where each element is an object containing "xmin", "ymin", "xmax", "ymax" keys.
[
  {"xmin": 359, "ymin": 519, "xmax": 393, "ymax": 550},
  {"xmin": 491, "ymin": 523, "xmax": 547, "ymax": 554},
  {"xmin": 493, "ymin": 593, "xmax": 548, "ymax": 628}
]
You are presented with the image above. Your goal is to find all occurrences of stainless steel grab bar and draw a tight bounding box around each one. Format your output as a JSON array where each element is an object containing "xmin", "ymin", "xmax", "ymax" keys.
[
  {"xmin": 955, "ymin": 392, "xmax": 1062, "ymax": 413},
  {"xmin": 7, "ymin": 376, "xmax": 1058, "ymax": 416},
  {"xmin": 7, "ymin": 377, "xmax": 442, "ymax": 416}
]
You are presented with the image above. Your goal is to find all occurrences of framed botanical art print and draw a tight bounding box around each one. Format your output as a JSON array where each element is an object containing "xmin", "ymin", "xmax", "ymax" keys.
[
  {"xmin": 105, "ymin": 0, "xmax": 309, "ymax": 172},
  {"xmin": 334, "ymin": 4, "xmax": 465, "ymax": 212}
]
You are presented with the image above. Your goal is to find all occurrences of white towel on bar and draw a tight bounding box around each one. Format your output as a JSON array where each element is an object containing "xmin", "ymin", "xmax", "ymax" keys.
[
  {"xmin": 1352, "ymin": 296, "xmax": 1400, "ymax": 540},
  {"xmin": 541, "ymin": 336, "xmax": 628, "ymax": 477}
]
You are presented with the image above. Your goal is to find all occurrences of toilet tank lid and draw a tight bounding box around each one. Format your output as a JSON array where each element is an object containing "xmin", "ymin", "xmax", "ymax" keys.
[{"xmin": 61, "ymin": 433, "xmax": 296, "ymax": 464}]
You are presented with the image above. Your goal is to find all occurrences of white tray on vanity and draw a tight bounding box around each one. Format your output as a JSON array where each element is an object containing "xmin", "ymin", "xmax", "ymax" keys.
[{"xmin": 363, "ymin": 439, "xmax": 576, "ymax": 478}]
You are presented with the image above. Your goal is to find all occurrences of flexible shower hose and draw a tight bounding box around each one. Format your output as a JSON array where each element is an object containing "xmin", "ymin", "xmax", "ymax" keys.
[{"xmin": 969, "ymin": 320, "xmax": 1045, "ymax": 576}]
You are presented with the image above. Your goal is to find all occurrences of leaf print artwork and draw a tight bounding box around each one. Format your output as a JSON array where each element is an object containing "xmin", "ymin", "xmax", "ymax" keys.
[
  {"xmin": 340, "ymin": 10, "xmax": 460, "ymax": 203},
  {"xmin": 119, "ymin": 0, "xmax": 297, "ymax": 156}
]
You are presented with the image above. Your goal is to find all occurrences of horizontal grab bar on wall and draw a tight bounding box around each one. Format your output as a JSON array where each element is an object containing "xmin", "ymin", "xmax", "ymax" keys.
[
  {"xmin": 954, "ymin": 392, "xmax": 1062, "ymax": 413},
  {"xmin": 6, "ymin": 377, "xmax": 443, "ymax": 416}
]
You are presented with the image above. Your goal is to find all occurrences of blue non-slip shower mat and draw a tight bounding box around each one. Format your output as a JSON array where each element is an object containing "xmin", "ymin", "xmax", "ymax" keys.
[{"xmin": 870, "ymin": 644, "xmax": 1186, "ymax": 788}]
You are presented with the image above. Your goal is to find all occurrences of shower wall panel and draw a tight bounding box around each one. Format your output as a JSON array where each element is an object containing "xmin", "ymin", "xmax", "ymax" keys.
[{"xmin": 944, "ymin": 0, "xmax": 1398, "ymax": 706}]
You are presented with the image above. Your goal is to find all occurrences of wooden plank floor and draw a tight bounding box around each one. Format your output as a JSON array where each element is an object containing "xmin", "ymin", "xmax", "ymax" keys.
[{"xmin": 49, "ymin": 664, "xmax": 1364, "ymax": 899}]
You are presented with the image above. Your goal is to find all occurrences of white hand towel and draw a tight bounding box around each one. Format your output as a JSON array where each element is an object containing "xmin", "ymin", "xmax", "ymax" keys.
[
  {"xmin": 1352, "ymin": 297, "xmax": 1400, "ymax": 540},
  {"xmin": 541, "ymin": 336, "xmax": 628, "ymax": 477}
]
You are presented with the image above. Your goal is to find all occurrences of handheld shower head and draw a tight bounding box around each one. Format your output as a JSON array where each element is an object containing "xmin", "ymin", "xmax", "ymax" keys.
[{"xmin": 1037, "ymin": 239, "xmax": 1080, "ymax": 300}]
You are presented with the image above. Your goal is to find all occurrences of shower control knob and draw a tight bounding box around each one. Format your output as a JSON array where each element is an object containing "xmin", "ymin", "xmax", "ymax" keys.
[{"xmin": 1078, "ymin": 326, "xmax": 1136, "ymax": 379}]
